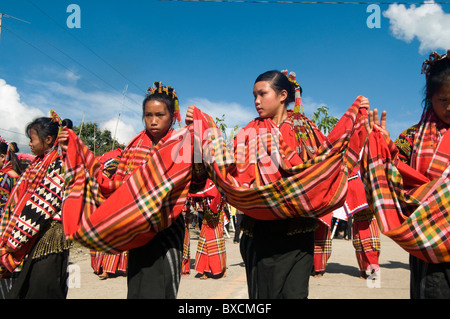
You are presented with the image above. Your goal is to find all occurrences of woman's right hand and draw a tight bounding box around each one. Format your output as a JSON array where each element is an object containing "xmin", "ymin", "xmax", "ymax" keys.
[
  {"xmin": 185, "ymin": 105, "xmax": 196, "ymax": 125},
  {"xmin": 364, "ymin": 108, "xmax": 389, "ymax": 138}
]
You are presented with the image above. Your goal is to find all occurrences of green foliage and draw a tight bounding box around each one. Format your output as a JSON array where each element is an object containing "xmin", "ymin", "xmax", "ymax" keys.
[
  {"xmin": 311, "ymin": 106, "xmax": 339, "ymax": 135},
  {"xmin": 72, "ymin": 121, "xmax": 125, "ymax": 156},
  {"xmin": 215, "ymin": 114, "xmax": 239, "ymax": 142}
]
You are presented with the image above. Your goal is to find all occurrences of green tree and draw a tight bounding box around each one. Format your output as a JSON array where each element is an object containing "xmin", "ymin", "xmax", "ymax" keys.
[
  {"xmin": 311, "ymin": 106, "xmax": 339, "ymax": 135},
  {"xmin": 72, "ymin": 122, "xmax": 125, "ymax": 156},
  {"xmin": 215, "ymin": 114, "xmax": 240, "ymax": 143}
]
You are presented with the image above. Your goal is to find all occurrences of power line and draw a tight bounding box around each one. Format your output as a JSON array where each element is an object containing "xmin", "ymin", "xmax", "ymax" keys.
[
  {"xmin": 0, "ymin": 127, "xmax": 27, "ymax": 137},
  {"xmin": 15, "ymin": 22, "xmax": 143, "ymax": 113},
  {"xmin": 2, "ymin": 25, "xmax": 141, "ymax": 117},
  {"xmin": 26, "ymin": 0, "xmax": 147, "ymax": 94},
  {"xmin": 159, "ymin": 0, "xmax": 450, "ymax": 4}
]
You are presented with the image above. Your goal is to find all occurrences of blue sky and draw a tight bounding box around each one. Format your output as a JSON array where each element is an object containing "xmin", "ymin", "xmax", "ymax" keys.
[{"xmin": 1, "ymin": 0, "xmax": 449, "ymax": 153}]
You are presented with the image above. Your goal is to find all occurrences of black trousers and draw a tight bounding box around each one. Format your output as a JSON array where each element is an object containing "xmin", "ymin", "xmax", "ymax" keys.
[
  {"xmin": 127, "ymin": 216, "xmax": 185, "ymax": 299},
  {"xmin": 240, "ymin": 221, "xmax": 314, "ymax": 299},
  {"xmin": 7, "ymin": 250, "xmax": 69, "ymax": 299},
  {"xmin": 410, "ymin": 255, "xmax": 450, "ymax": 299}
]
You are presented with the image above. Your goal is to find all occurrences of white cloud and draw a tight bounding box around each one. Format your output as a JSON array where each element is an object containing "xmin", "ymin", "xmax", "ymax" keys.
[
  {"xmin": 384, "ymin": 1, "xmax": 450, "ymax": 54},
  {"xmin": 100, "ymin": 118, "xmax": 138, "ymax": 146},
  {"xmin": 181, "ymin": 97, "xmax": 255, "ymax": 135},
  {"xmin": 0, "ymin": 79, "xmax": 45, "ymax": 152}
]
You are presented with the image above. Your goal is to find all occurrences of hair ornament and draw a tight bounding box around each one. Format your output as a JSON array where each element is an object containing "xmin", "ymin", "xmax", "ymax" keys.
[
  {"xmin": 281, "ymin": 69, "xmax": 317, "ymax": 156},
  {"xmin": 50, "ymin": 110, "xmax": 62, "ymax": 126},
  {"xmin": 281, "ymin": 69, "xmax": 304, "ymax": 115},
  {"xmin": 50, "ymin": 110, "xmax": 64, "ymax": 155},
  {"xmin": 421, "ymin": 49, "xmax": 450, "ymax": 77}
]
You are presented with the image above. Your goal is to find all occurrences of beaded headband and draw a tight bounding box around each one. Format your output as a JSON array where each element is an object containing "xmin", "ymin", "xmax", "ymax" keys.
[
  {"xmin": 146, "ymin": 81, "xmax": 181, "ymax": 124},
  {"xmin": 421, "ymin": 49, "xmax": 450, "ymax": 77}
]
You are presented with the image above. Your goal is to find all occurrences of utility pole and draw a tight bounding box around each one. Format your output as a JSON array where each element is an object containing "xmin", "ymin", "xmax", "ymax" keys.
[
  {"xmin": 112, "ymin": 84, "xmax": 128, "ymax": 150},
  {"xmin": 0, "ymin": 13, "xmax": 31, "ymax": 41}
]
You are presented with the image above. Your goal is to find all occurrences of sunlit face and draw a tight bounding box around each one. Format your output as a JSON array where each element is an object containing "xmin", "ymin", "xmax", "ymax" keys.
[
  {"xmin": 28, "ymin": 128, "xmax": 52, "ymax": 156},
  {"xmin": 253, "ymin": 81, "xmax": 287, "ymax": 120},
  {"xmin": 144, "ymin": 100, "xmax": 173, "ymax": 143},
  {"xmin": 0, "ymin": 154, "xmax": 5, "ymax": 167},
  {"xmin": 431, "ymin": 83, "xmax": 450, "ymax": 125}
]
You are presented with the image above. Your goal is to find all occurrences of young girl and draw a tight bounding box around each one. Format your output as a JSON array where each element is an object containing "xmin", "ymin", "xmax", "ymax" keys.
[
  {"xmin": 362, "ymin": 50, "xmax": 450, "ymax": 298},
  {"xmin": 185, "ymin": 70, "xmax": 368, "ymax": 298},
  {"xmin": 190, "ymin": 164, "xmax": 227, "ymax": 280},
  {"xmin": 238, "ymin": 71, "xmax": 322, "ymax": 298},
  {"xmin": 125, "ymin": 82, "xmax": 185, "ymax": 298},
  {"xmin": 0, "ymin": 139, "xmax": 24, "ymax": 297},
  {"xmin": 0, "ymin": 140, "xmax": 24, "ymax": 216},
  {"xmin": 0, "ymin": 115, "xmax": 72, "ymax": 299},
  {"xmin": 59, "ymin": 82, "xmax": 185, "ymax": 298}
]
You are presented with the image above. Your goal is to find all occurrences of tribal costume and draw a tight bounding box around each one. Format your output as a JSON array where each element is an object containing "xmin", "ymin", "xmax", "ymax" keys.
[
  {"xmin": 62, "ymin": 96, "xmax": 368, "ymax": 298},
  {"xmin": 77, "ymin": 128, "xmax": 185, "ymax": 298},
  {"xmin": 313, "ymin": 216, "xmax": 332, "ymax": 276},
  {"xmin": 0, "ymin": 164, "xmax": 19, "ymax": 298},
  {"xmin": 352, "ymin": 209, "xmax": 380, "ymax": 275},
  {"xmin": 361, "ymin": 108, "xmax": 450, "ymax": 298},
  {"xmin": 90, "ymin": 152, "xmax": 128, "ymax": 278},
  {"xmin": 192, "ymin": 180, "xmax": 227, "ymax": 277},
  {"xmin": 181, "ymin": 198, "xmax": 194, "ymax": 275},
  {"xmin": 345, "ymin": 168, "xmax": 380, "ymax": 276},
  {"xmin": 0, "ymin": 148, "xmax": 71, "ymax": 298}
]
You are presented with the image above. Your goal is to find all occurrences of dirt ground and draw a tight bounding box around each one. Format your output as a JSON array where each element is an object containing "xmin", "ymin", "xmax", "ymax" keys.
[{"xmin": 66, "ymin": 226, "xmax": 411, "ymax": 300}]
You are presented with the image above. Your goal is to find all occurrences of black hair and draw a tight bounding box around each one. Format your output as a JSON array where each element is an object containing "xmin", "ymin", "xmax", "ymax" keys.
[
  {"xmin": 26, "ymin": 117, "xmax": 73, "ymax": 145},
  {"xmin": 142, "ymin": 84, "xmax": 178, "ymax": 129},
  {"xmin": 0, "ymin": 141, "xmax": 25, "ymax": 175},
  {"xmin": 142, "ymin": 93, "xmax": 175, "ymax": 120},
  {"xmin": 62, "ymin": 118, "xmax": 73, "ymax": 129},
  {"xmin": 254, "ymin": 70, "xmax": 302, "ymax": 106},
  {"xmin": 0, "ymin": 142, "xmax": 7, "ymax": 156},
  {"xmin": 423, "ymin": 52, "xmax": 450, "ymax": 110}
]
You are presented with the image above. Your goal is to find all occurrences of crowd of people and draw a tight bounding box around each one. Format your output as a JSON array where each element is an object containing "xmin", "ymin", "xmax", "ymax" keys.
[{"xmin": 0, "ymin": 50, "xmax": 448, "ymax": 299}]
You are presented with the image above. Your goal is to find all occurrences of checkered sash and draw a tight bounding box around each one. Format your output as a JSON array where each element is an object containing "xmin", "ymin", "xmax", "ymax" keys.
[
  {"xmin": 201, "ymin": 95, "xmax": 368, "ymax": 220},
  {"xmin": 62, "ymin": 127, "xmax": 193, "ymax": 253},
  {"xmin": 361, "ymin": 126, "xmax": 450, "ymax": 263},
  {"xmin": 62, "ymin": 96, "xmax": 368, "ymax": 253}
]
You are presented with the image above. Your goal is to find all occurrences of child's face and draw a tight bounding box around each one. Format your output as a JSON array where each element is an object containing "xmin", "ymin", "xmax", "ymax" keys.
[
  {"xmin": 28, "ymin": 128, "xmax": 52, "ymax": 156},
  {"xmin": 431, "ymin": 83, "xmax": 450, "ymax": 125},
  {"xmin": 144, "ymin": 100, "xmax": 173, "ymax": 143},
  {"xmin": 253, "ymin": 80, "xmax": 287, "ymax": 120}
]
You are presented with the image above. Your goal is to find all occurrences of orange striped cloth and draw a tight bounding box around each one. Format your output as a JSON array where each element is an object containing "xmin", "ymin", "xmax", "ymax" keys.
[
  {"xmin": 361, "ymin": 110, "xmax": 450, "ymax": 263},
  {"xmin": 62, "ymin": 96, "xmax": 368, "ymax": 253}
]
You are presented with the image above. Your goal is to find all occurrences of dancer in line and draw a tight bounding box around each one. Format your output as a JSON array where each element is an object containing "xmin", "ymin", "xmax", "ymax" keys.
[
  {"xmin": 0, "ymin": 114, "xmax": 72, "ymax": 299},
  {"xmin": 362, "ymin": 50, "xmax": 450, "ymax": 298}
]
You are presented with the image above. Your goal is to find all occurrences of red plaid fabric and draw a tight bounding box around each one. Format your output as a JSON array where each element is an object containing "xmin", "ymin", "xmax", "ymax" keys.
[
  {"xmin": 361, "ymin": 109, "xmax": 450, "ymax": 263},
  {"xmin": 62, "ymin": 96, "xmax": 368, "ymax": 253}
]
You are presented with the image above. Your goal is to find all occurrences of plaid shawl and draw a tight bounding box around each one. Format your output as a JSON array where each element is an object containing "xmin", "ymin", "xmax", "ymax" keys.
[
  {"xmin": 0, "ymin": 149, "xmax": 61, "ymax": 274},
  {"xmin": 62, "ymin": 96, "xmax": 368, "ymax": 253},
  {"xmin": 361, "ymin": 109, "xmax": 450, "ymax": 263},
  {"xmin": 207, "ymin": 96, "xmax": 368, "ymax": 220},
  {"xmin": 62, "ymin": 127, "xmax": 192, "ymax": 253}
]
